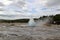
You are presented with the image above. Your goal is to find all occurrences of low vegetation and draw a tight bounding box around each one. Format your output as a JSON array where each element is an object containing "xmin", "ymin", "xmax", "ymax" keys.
[
  {"xmin": 0, "ymin": 19, "xmax": 29, "ymax": 23},
  {"xmin": 0, "ymin": 14, "xmax": 60, "ymax": 24},
  {"xmin": 39, "ymin": 14, "xmax": 60, "ymax": 24},
  {"xmin": 53, "ymin": 14, "xmax": 60, "ymax": 24}
]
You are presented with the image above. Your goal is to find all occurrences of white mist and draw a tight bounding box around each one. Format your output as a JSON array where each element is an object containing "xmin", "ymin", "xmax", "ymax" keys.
[{"xmin": 28, "ymin": 18, "xmax": 36, "ymax": 27}]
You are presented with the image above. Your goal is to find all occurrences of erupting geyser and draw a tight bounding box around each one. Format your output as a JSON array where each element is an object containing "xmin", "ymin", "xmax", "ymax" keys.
[{"xmin": 28, "ymin": 18, "xmax": 36, "ymax": 27}]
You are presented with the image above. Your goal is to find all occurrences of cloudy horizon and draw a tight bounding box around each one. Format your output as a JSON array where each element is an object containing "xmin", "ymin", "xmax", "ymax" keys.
[{"xmin": 0, "ymin": 0, "xmax": 60, "ymax": 20}]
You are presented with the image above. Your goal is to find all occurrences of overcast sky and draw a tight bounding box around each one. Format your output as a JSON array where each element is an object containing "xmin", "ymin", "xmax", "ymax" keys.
[{"xmin": 0, "ymin": 0, "xmax": 60, "ymax": 19}]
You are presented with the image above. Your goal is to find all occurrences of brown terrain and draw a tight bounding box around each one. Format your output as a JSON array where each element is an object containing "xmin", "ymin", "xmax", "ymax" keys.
[{"xmin": 0, "ymin": 20, "xmax": 60, "ymax": 40}]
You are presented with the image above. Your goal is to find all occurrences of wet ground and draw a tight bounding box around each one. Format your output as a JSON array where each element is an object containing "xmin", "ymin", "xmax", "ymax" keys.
[{"xmin": 0, "ymin": 22, "xmax": 60, "ymax": 40}]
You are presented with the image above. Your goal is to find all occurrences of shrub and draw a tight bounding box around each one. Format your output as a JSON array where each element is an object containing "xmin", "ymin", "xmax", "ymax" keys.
[{"xmin": 53, "ymin": 14, "xmax": 60, "ymax": 24}]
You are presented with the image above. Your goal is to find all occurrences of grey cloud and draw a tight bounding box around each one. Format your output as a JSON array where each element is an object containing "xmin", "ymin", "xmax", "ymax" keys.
[
  {"xmin": 9, "ymin": 0, "xmax": 26, "ymax": 8},
  {"xmin": 0, "ymin": 2, "xmax": 5, "ymax": 6},
  {"xmin": 46, "ymin": 0, "xmax": 60, "ymax": 6},
  {"xmin": 15, "ymin": 1, "xmax": 26, "ymax": 8}
]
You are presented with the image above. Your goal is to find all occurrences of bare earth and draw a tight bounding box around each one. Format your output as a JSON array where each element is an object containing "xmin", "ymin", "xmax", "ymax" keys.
[{"xmin": 0, "ymin": 22, "xmax": 60, "ymax": 40}]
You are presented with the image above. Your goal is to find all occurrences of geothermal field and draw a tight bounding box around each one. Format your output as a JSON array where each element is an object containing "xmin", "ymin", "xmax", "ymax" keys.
[
  {"xmin": 0, "ymin": 0, "xmax": 60, "ymax": 40},
  {"xmin": 0, "ymin": 19, "xmax": 60, "ymax": 40}
]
